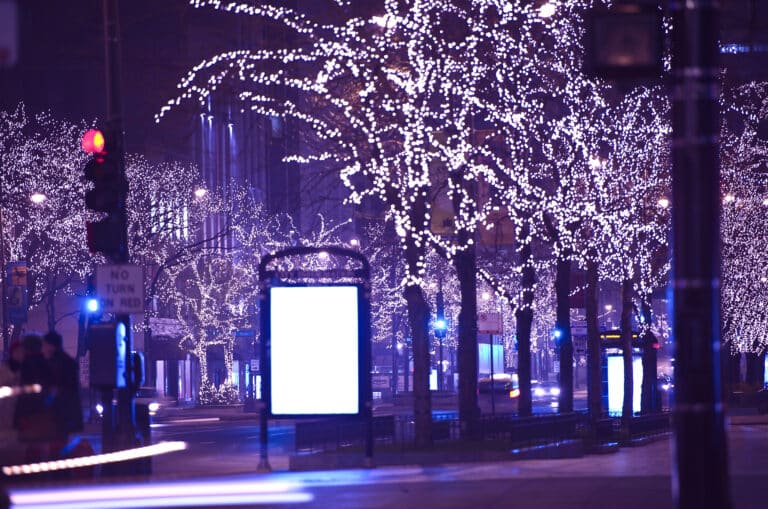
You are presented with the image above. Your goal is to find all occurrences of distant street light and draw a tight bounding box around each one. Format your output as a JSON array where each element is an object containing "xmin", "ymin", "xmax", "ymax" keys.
[
  {"xmin": 29, "ymin": 193, "xmax": 47, "ymax": 204},
  {"xmin": 657, "ymin": 197, "xmax": 670, "ymax": 209},
  {"xmin": 194, "ymin": 188, "xmax": 208, "ymax": 199},
  {"xmin": 539, "ymin": 2, "xmax": 557, "ymax": 18},
  {"xmin": 372, "ymin": 14, "xmax": 398, "ymax": 29}
]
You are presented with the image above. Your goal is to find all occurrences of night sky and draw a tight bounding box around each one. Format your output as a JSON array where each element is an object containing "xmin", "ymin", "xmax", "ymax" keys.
[{"xmin": 0, "ymin": 0, "xmax": 256, "ymax": 163}]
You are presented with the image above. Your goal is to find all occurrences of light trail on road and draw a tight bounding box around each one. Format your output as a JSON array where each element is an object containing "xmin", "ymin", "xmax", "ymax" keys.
[{"xmin": 9, "ymin": 478, "xmax": 312, "ymax": 509}]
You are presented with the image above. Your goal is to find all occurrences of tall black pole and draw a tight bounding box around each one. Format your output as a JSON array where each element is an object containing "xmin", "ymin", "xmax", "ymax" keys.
[
  {"xmin": 669, "ymin": 1, "xmax": 731, "ymax": 508},
  {"xmin": 0, "ymin": 209, "xmax": 7, "ymax": 360},
  {"xmin": 102, "ymin": 0, "xmax": 138, "ymax": 462},
  {"xmin": 436, "ymin": 280, "xmax": 444, "ymax": 391}
]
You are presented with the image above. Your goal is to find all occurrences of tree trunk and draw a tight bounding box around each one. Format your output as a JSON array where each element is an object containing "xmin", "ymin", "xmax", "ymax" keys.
[
  {"xmin": 398, "ymin": 188, "xmax": 432, "ymax": 447},
  {"xmin": 391, "ymin": 314, "xmax": 399, "ymax": 395},
  {"xmin": 585, "ymin": 259, "xmax": 602, "ymax": 423},
  {"xmin": 197, "ymin": 343, "xmax": 209, "ymax": 384},
  {"xmin": 404, "ymin": 284, "xmax": 432, "ymax": 448},
  {"xmin": 516, "ymin": 237, "xmax": 535, "ymax": 417},
  {"xmin": 746, "ymin": 352, "xmax": 765, "ymax": 388},
  {"xmin": 724, "ymin": 352, "xmax": 741, "ymax": 387},
  {"xmin": 640, "ymin": 296, "xmax": 658, "ymax": 413},
  {"xmin": 454, "ymin": 243, "xmax": 480, "ymax": 438},
  {"xmin": 555, "ymin": 257, "xmax": 573, "ymax": 413},
  {"xmin": 620, "ymin": 279, "xmax": 634, "ymax": 427},
  {"xmin": 77, "ymin": 301, "xmax": 89, "ymax": 358},
  {"xmin": 46, "ymin": 283, "xmax": 56, "ymax": 332}
]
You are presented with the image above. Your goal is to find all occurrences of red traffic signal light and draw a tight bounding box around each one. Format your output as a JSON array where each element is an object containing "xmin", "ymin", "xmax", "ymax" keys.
[
  {"xmin": 82, "ymin": 129, "xmax": 106, "ymax": 154},
  {"xmin": 82, "ymin": 128, "xmax": 127, "ymax": 259}
]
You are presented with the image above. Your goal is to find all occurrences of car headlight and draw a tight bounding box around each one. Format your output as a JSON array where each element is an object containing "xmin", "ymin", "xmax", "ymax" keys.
[
  {"xmin": 550, "ymin": 387, "xmax": 561, "ymax": 396},
  {"xmin": 148, "ymin": 402, "xmax": 161, "ymax": 414},
  {"xmin": 662, "ymin": 383, "xmax": 670, "ymax": 391},
  {"xmin": 534, "ymin": 388, "xmax": 545, "ymax": 397},
  {"xmin": 95, "ymin": 403, "xmax": 104, "ymax": 417}
]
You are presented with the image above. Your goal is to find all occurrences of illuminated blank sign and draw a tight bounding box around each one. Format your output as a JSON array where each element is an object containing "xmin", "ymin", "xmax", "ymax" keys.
[
  {"xmin": 269, "ymin": 285, "xmax": 360, "ymax": 416},
  {"xmin": 607, "ymin": 354, "xmax": 643, "ymax": 416}
]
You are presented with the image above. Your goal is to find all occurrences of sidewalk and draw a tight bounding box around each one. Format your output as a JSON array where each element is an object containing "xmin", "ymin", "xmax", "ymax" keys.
[
  {"xmin": 148, "ymin": 399, "xmax": 768, "ymax": 425},
  {"xmin": 153, "ymin": 404, "xmax": 260, "ymax": 423}
]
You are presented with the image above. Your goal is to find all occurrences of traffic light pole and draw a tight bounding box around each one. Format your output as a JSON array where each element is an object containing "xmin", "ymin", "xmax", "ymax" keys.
[
  {"xmin": 101, "ymin": 0, "xmax": 139, "ymax": 466},
  {"xmin": 670, "ymin": 1, "xmax": 731, "ymax": 508}
]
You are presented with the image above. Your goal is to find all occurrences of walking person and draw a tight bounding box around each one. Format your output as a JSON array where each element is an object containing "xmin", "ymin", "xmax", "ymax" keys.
[
  {"xmin": 13, "ymin": 333, "xmax": 53, "ymax": 463},
  {"xmin": 41, "ymin": 330, "xmax": 83, "ymax": 459},
  {"xmin": 0, "ymin": 341, "xmax": 24, "ymax": 459}
]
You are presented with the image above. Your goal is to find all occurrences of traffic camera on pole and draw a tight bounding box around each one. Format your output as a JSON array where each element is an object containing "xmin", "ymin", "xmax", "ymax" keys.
[{"xmin": 82, "ymin": 128, "xmax": 127, "ymax": 258}]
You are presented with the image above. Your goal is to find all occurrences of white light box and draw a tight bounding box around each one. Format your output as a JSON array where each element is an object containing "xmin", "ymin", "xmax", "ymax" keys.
[
  {"xmin": 269, "ymin": 285, "xmax": 360, "ymax": 416},
  {"xmin": 607, "ymin": 354, "xmax": 643, "ymax": 416}
]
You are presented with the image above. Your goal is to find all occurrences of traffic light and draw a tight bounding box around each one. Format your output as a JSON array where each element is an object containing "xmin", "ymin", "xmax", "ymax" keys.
[
  {"xmin": 86, "ymin": 297, "xmax": 100, "ymax": 314},
  {"xmin": 552, "ymin": 327, "xmax": 563, "ymax": 346},
  {"xmin": 82, "ymin": 129, "xmax": 127, "ymax": 258},
  {"xmin": 434, "ymin": 318, "xmax": 447, "ymax": 339}
]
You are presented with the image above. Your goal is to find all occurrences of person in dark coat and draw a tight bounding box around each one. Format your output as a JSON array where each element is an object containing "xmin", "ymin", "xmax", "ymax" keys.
[
  {"xmin": 13, "ymin": 333, "xmax": 54, "ymax": 461},
  {"xmin": 41, "ymin": 331, "xmax": 83, "ymax": 449}
]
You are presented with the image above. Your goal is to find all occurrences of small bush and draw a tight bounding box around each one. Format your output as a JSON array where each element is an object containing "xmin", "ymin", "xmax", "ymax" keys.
[{"xmin": 199, "ymin": 381, "xmax": 241, "ymax": 406}]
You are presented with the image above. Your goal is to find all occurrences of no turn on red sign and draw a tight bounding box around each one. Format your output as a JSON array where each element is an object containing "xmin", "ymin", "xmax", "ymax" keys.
[{"xmin": 96, "ymin": 265, "xmax": 144, "ymax": 314}]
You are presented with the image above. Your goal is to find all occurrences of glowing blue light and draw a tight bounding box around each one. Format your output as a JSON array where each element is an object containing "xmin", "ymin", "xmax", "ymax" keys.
[
  {"xmin": 553, "ymin": 328, "xmax": 562, "ymax": 339},
  {"xmin": 434, "ymin": 318, "xmax": 447, "ymax": 331},
  {"xmin": 86, "ymin": 298, "xmax": 100, "ymax": 313}
]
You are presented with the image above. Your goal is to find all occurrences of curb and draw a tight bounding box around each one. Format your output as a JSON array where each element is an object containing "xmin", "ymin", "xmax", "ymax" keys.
[{"xmin": 288, "ymin": 440, "xmax": 585, "ymax": 471}]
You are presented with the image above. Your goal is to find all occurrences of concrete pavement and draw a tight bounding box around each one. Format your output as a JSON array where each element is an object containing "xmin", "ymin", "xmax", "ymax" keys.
[{"xmin": 6, "ymin": 420, "xmax": 767, "ymax": 509}]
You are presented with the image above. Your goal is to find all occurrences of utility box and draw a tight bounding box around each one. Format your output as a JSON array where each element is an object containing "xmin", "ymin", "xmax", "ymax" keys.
[{"xmin": 89, "ymin": 322, "xmax": 127, "ymax": 388}]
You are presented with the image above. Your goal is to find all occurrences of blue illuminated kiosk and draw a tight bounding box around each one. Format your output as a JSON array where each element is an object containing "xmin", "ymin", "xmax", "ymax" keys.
[
  {"xmin": 600, "ymin": 330, "xmax": 659, "ymax": 416},
  {"xmin": 257, "ymin": 246, "xmax": 373, "ymax": 472}
]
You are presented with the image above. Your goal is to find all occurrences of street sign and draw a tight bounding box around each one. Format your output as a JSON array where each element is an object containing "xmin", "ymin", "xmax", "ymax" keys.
[
  {"xmin": 149, "ymin": 317, "xmax": 183, "ymax": 336},
  {"xmin": 372, "ymin": 374, "xmax": 391, "ymax": 390},
  {"xmin": 6, "ymin": 261, "xmax": 27, "ymax": 324},
  {"xmin": 96, "ymin": 264, "xmax": 144, "ymax": 314},
  {"xmin": 477, "ymin": 312, "xmax": 502, "ymax": 334}
]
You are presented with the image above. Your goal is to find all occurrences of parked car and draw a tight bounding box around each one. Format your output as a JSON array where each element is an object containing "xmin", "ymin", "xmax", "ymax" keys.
[
  {"xmin": 93, "ymin": 387, "xmax": 162, "ymax": 421},
  {"xmin": 478, "ymin": 373, "xmax": 519, "ymax": 398},
  {"xmin": 135, "ymin": 387, "xmax": 162, "ymax": 417},
  {"xmin": 657, "ymin": 374, "xmax": 674, "ymax": 393},
  {"xmin": 531, "ymin": 380, "xmax": 560, "ymax": 402}
]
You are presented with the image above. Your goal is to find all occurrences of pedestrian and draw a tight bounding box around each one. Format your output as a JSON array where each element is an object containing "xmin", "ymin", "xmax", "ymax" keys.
[
  {"xmin": 41, "ymin": 330, "xmax": 83, "ymax": 457},
  {"xmin": 0, "ymin": 341, "xmax": 24, "ymax": 457},
  {"xmin": 13, "ymin": 333, "xmax": 54, "ymax": 462}
]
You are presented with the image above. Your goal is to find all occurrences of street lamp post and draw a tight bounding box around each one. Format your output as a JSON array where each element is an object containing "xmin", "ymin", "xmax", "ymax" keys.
[
  {"xmin": 435, "ymin": 281, "xmax": 446, "ymax": 391},
  {"xmin": 0, "ymin": 207, "xmax": 7, "ymax": 360},
  {"xmin": 0, "ymin": 193, "xmax": 47, "ymax": 359}
]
